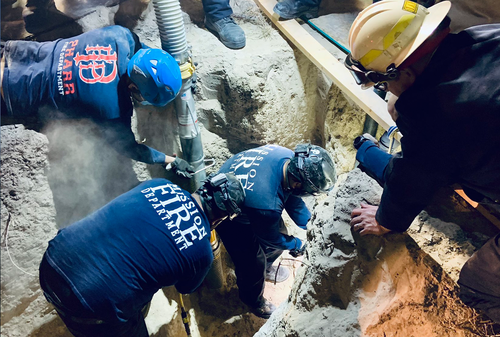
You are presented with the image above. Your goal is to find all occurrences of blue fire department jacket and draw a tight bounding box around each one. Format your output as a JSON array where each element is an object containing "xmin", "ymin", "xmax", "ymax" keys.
[
  {"xmin": 375, "ymin": 24, "xmax": 500, "ymax": 232},
  {"xmin": 43, "ymin": 179, "xmax": 213, "ymax": 322},
  {"xmin": 1, "ymin": 25, "xmax": 166, "ymax": 164},
  {"xmin": 218, "ymin": 144, "xmax": 311, "ymax": 250}
]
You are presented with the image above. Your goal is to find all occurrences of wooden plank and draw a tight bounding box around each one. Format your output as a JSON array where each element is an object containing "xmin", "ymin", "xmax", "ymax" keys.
[
  {"xmin": 255, "ymin": 0, "xmax": 396, "ymax": 133},
  {"xmin": 453, "ymin": 186, "xmax": 500, "ymax": 231}
]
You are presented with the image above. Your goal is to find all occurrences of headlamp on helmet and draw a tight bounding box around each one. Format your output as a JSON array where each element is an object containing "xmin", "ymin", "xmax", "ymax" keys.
[
  {"xmin": 288, "ymin": 144, "xmax": 337, "ymax": 197},
  {"xmin": 197, "ymin": 173, "xmax": 246, "ymax": 228}
]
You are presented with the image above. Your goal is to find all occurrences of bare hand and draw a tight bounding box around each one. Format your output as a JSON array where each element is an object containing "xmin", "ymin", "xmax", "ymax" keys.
[{"xmin": 350, "ymin": 203, "xmax": 391, "ymax": 236}]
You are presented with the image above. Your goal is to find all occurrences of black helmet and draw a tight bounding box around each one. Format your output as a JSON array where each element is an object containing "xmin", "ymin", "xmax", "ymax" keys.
[
  {"xmin": 287, "ymin": 144, "xmax": 337, "ymax": 196},
  {"xmin": 197, "ymin": 173, "xmax": 246, "ymax": 224}
]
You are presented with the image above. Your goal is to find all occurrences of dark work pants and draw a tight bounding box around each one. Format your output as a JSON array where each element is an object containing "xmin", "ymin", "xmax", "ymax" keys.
[
  {"xmin": 202, "ymin": 0, "xmax": 232, "ymax": 21},
  {"xmin": 216, "ymin": 215, "xmax": 266, "ymax": 306},
  {"xmin": 458, "ymin": 234, "xmax": 500, "ymax": 323},
  {"xmin": 263, "ymin": 218, "xmax": 288, "ymax": 270},
  {"xmin": 39, "ymin": 254, "xmax": 148, "ymax": 337}
]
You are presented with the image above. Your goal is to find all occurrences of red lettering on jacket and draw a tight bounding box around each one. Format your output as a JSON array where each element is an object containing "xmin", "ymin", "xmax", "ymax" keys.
[
  {"xmin": 74, "ymin": 45, "xmax": 118, "ymax": 84},
  {"xmin": 64, "ymin": 83, "xmax": 75, "ymax": 95},
  {"xmin": 65, "ymin": 47, "xmax": 75, "ymax": 57},
  {"xmin": 63, "ymin": 59, "xmax": 72, "ymax": 69},
  {"xmin": 62, "ymin": 71, "xmax": 72, "ymax": 81}
]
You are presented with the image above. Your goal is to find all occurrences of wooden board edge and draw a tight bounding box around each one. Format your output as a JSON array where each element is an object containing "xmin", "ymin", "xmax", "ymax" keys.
[{"xmin": 453, "ymin": 186, "xmax": 500, "ymax": 231}]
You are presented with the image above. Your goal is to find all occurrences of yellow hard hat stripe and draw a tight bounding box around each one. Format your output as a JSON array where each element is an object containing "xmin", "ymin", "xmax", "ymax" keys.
[
  {"xmin": 383, "ymin": 14, "xmax": 416, "ymax": 49},
  {"xmin": 359, "ymin": 50, "xmax": 383, "ymax": 67},
  {"xmin": 359, "ymin": 13, "xmax": 416, "ymax": 67}
]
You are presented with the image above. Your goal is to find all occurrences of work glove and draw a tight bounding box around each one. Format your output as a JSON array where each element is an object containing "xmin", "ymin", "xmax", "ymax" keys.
[
  {"xmin": 170, "ymin": 157, "xmax": 195, "ymax": 179},
  {"xmin": 353, "ymin": 133, "xmax": 378, "ymax": 150},
  {"xmin": 289, "ymin": 238, "xmax": 306, "ymax": 258}
]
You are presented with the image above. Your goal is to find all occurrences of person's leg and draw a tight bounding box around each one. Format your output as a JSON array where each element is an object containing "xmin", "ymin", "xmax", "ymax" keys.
[
  {"xmin": 273, "ymin": 0, "xmax": 321, "ymax": 20},
  {"xmin": 458, "ymin": 234, "xmax": 500, "ymax": 323},
  {"xmin": 263, "ymin": 219, "xmax": 290, "ymax": 283},
  {"xmin": 264, "ymin": 246, "xmax": 284, "ymax": 267},
  {"xmin": 263, "ymin": 246, "xmax": 291, "ymax": 283},
  {"xmin": 203, "ymin": 0, "xmax": 245, "ymax": 49},
  {"xmin": 216, "ymin": 216, "xmax": 276, "ymax": 318},
  {"xmin": 216, "ymin": 216, "xmax": 266, "ymax": 305},
  {"xmin": 202, "ymin": 0, "xmax": 232, "ymax": 21}
]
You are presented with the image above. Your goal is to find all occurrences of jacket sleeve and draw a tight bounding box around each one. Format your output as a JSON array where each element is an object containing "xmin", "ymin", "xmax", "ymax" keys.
[
  {"xmin": 356, "ymin": 140, "xmax": 393, "ymax": 186},
  {"xmin": 284, "ymin": 195, "xmax": 311, "ymax": 229},
  {"xmin": 99, "ymin": 117, "xmax": 167, "ymax": 165},
  {"xmin": 375, "ymin": 150, "xmax": 451, "ymax": 232},
  {"xmin": 248, "ymin": 208, "xmax": 302, "ymax": 250}
]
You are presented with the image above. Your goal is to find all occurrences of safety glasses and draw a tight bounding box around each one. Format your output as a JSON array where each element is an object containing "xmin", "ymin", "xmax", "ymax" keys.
[{"xmin": 344, "ymin": 54, "xmax": 399, "ymax": 91}]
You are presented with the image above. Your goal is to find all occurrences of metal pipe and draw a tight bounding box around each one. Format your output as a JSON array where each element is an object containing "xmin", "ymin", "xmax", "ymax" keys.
[
  {"xmin": 362, "ymin": 88, "xmax": 386, "ymax": 136},
  {"xmin": 204, "ymin": 230, "xmax": 224, "ymax": 289},
  {"xmin": 152, "ymin": 0, "xmax": 206, "ymax": 188},
  {"xmin": 362, "ymin": 115, "xmax": 378, "ymax": 137}
]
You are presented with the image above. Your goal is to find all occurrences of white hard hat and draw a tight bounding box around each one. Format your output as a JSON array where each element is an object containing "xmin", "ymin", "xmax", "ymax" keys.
[{"xmin": 348, "ymin": 0, "xmax": 451, "ymax": 73}]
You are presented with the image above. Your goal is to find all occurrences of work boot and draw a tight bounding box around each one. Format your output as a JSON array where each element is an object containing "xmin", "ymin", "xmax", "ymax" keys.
[
  {"xmin": 22, "ymin": 0, "xmax": 81, "ymax": 38},
  {"xmin": 249, "ymin": 297, "xmax": 276, "ymax": 319},
  {"xmin": 204, "ymin": 16, "xmax": 246, "ymax": 50},
  {"xmin": 265, "ymin": 265, "xmax": 290, "ymax": 283},
  {"xmin": 273, "ymin": 0, "xmax": 319, "ymax": 20},
  {"xmin": 22, "ymin": 0, "xmax": 55, "ymax": 33}
]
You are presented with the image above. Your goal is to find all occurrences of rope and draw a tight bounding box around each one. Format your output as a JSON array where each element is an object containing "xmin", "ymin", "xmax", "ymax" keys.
[{"xmin": 4, "ymin": 214, "xmax": 36, "ymax": 277}]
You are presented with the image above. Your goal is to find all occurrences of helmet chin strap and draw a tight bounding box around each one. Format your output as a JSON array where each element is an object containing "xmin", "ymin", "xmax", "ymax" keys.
[{"xmin": 282, "ymin": 160, "xmax": 293, "ymax": 192}]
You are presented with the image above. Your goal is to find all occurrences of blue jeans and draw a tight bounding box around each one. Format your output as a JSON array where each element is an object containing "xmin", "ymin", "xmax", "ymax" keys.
[
  {"xmin": 39, "ymin": 255, "xmax": 148, "ymax": 337},
  {"xmin": 203, "ymin": 0, "xmax": 232, "ymax": 21},
  {"xmin": 299, "ymin": 0, "xmax": 321, "ymax": 7}
]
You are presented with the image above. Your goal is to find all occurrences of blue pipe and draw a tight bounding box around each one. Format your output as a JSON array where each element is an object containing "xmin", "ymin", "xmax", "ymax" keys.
[{"xmin": 304, "ymin": 19, "xmax": 351, "ymax": 55}]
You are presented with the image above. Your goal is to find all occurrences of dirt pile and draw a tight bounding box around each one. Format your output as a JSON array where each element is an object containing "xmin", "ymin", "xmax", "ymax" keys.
[{"xmin": 256, "ymin": 169, "xmax": 488, "ymax": 337}]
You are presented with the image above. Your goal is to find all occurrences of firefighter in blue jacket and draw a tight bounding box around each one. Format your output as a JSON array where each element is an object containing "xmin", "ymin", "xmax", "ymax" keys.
[
  {"xmin": 216, "ymin": 143, "xmax": 337, "ymax": 318},
  {"xmin": 346, "ymin": 1, "xmax": 500, "ymax": 323},
  {"xmin": 39, "ymin": 173, "xmax": 245, "ymax": 337},
  {"xmin": 1, "ymin": 25, "xmax": 194, "ymax": 178}
]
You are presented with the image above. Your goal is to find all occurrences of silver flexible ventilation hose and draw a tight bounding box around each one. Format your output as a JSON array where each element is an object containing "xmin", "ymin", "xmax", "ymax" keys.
[{"xmin": 152, "ymin": 0, "xmax": 206, "ymax": 188}]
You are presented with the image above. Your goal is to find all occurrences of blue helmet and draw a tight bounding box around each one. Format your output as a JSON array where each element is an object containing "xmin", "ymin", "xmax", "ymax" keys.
[{"xmin": 127, "ymin": 48, "xmax": 182, "ymax": 106}]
